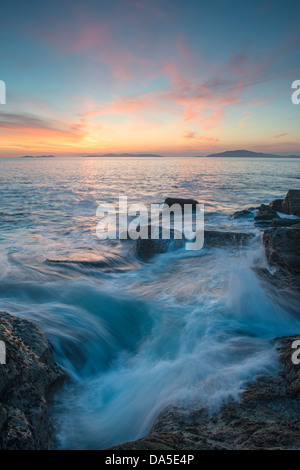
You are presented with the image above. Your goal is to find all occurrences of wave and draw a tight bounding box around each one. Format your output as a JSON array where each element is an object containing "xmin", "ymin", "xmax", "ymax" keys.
[{"xmin": 1, "ymin": 233, "xmax": 298, "ymax": 449}]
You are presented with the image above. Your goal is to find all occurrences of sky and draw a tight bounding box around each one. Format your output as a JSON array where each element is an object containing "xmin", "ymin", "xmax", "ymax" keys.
[{"xmin": 0, "ymin": 0, "xmax": 300, "ymax": 157}]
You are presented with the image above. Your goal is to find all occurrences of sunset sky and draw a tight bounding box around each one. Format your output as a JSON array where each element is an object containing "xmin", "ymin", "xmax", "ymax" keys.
[{"xmin": 0, "ymin": 0, "xmax": 300, "ymax": 157}]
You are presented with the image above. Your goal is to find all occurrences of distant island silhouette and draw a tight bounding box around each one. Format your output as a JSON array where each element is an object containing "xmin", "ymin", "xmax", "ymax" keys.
[
  {"xmin": 204, "ymin": 150, "xmax": 300, "ymax": 158},
  {"xmin": 81, "ymin": 150, "xmax": 300, "ymax": 158},
  {"xmin": 17, "ymin": 150, "xmax": 300, "ymax": 159},
  {"xmin": 21, "ymin": 155, "xmax": 55, "ymax": 159}
]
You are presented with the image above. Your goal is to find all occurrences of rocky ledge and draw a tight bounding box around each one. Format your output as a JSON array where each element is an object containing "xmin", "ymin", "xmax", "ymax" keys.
[
  {"xmin": 258, "ymin": 190, "xmax": 300, "ymax": 292},
  {"xmin": 232, "ymin": 190, "xmax": 300, "ymax": 292},
  {"xmin": 136, "ymin": 229, "xmax": 254, "ymax": 261},
  {"xmin": 0, "ymin": 311, "xmax": 65, "ymax": 449},
  {"xmin": 110, "ymin": 335, "xmax": 300, "ymax": 450}
]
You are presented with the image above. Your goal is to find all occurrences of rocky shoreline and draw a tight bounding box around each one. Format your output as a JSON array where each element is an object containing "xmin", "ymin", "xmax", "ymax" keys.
[
  {"xmin": 111, "ymin": 189, "xmax": 300, "ymax": 450},
  {"xmin": 0, "ymin": 190, "xmax": 299, "ymax": 450},
  {"xmin": 110, "ymin": 335, "xmax": 300, "ymax": 450}
]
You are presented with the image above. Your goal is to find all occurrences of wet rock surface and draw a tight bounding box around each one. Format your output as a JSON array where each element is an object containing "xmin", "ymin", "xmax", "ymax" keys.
[
  {"xmin": 164, "ymin": 198, "xmax": 199, "ymax": 210},
  {"xmin": 136, "ymin": 229, "xmax": 254, "ymax": 260},
  {"xmin": 231, "ymin": 209, "xmax": 254, "ymax": 219},
  {"xmin": 110, "ymin": 336, "xmax": 300, "ymax": 450},
  {"xmin": 254, "ymin": 204, "xmax": 278, "ymax": 224},
  {"xmin": 271, "ymin": 218, "xmax": 300, "ymax": 228},
  {"xmin": 253, "ymin": 191, "xmax": 300, "ymax": 228},
  {"xmin": 0, "ymin": 311, "xmax": 65, "ymax": 449},
  {"xmin": 282, "ymin": 190, "xmax": 300, "ymax": 217},
  {"xmin": 269, "ymin": 199, "xmax": 283, "ymax": 212},
  {"xmin": 263, "ymin": 224, "xmax": 300, "ymax": 275},
  {"xmin": 249, "ymin": 191, "xmax": 300, "ymax": 289},
  {"xmin": 253, "ymin": 267, "xmax": 300, "ymax": 298}
]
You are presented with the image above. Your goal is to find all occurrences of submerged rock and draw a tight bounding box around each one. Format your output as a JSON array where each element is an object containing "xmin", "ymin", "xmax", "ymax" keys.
[
  {"xmin": 136, "ymin": 229, "xmax": 254, "ymax": 260},
  {"xmin": 109, "ymin": 335, "xmax": 300, "ymax": 450},
  {"xmin": 0, "ymin": 311, "xmax": 65, "ymax": 449},
  {"xmin": 136, "ymin": 227, "xmax": 185, "ymax": 260},
  {"xmin": 231, "ymin": 209, "xmax": 254, "ymax": 219},
  {"xmin": 263, "ymin": 224, "xmax": 300, "ymax": 275},
  {"xmin": 282, "ymin": 190, "xmax": 300, "ymax": 217},
  {"xmin": 164, "ymin": 197, "xmax": 199, "ymax": 210}
]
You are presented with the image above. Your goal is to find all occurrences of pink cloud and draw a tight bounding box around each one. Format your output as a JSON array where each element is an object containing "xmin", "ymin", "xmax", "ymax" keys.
[
  {"xmin": 182, "ymin": 131, "xmax": 219, "ymax": 142},
  {"xmin": 23, "ymin": 19, "xmax": 300, "ymax": 150},
  {"xmin": 238, "ymin": 112, "xmax": 251, "ymax": 129}
]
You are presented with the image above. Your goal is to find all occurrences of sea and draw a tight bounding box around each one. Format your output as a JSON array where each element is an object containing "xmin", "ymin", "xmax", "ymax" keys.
[{"xmin": 0, "ymin": 155, "xmax": 299, "ymax": 449}]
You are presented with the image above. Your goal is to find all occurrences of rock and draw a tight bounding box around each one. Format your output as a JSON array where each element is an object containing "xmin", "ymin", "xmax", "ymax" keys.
[
  {"xmin": 136, "ymin": 229, "xmax": 254, "ymax": 260},
  {"xmin": 231, "ymin": 209, "xmax": 254, "ymax": 219},
  {"xmin": 263, "ymin": 225, "xmax": 300, "ymax": 274},
  {"xmin": 269, "ymin": 199, "xmax": 283, "ymax": 212},
  {"xmin": 164, "ymin": 198, "xmax": 199, "ymax": 210},
  {"xmin": 136, "ymin": 227, "xmax": 185, "ymax": 260},
  {"xmin": 109, "ymin": 336, "xmax": 300, "ymax": 450},
  {"xmin": 254, "ymin": 204, "xmax": 277, "ymax": 224},
  {"xmin": 253, "ymin": 267, "xmax": 300, "ymax": 298},
  {"xmin": 271, "ymin": 218, "xmax": 300, "ymax": 228},
  {"xmin": 282, "ymin": 190, "xmax": 300, "ymax": 217},
  {"xmin": 0, "ymin": 311, "xmax": 65, "ymax": 449},
  {"xmin": 204, "ymin": 231, "xmax": 254, "ymax": 247}
]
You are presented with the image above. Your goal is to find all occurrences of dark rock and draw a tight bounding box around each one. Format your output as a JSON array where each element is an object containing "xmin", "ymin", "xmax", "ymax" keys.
[
  {"xmin": 136, "ymin": 238, "xmax": 174, "ymax": 260},
  {"xmin": 282, "ymin": 190, "xmax": 300, "ymax": 217},
  {"xmin": 164, "ymin": 198, "xmax": 199, "ymax": 210},
  {"xmin": 254, "ymin": 204, "xmax": 277, "ymax": 223},
  {"xmin": 0, "ymin": 311, "xmax": 65, "ymax": 449},
  {"xmin": 254, "ymin": 221, "xmax": 273, "ymax": 228},
  {"xmin": 109, "ymin": 336, "xmax": 300, "ymax": 450},
  {"xmin": 263, "ymin": 225, "xmax": 300, "ymax": 274},
  {"xmin": 271, "ymin": 218, "xmax": 300, "ymax": 228},
  {"xmin": 231, "ymin": 209, "xmax": 253, "ymax": 219},
  {"xmin": 269, "ymin": 199, "xmax": 283, "ymax": 212},
  {"xmin": 204, "ymin": 231, "xmax": 254, "ymax": 247},
  {"xmin": 136, "ymin": 227, "xmax": 185, "ymax": 260},
  {"xmin": 136, "ymin": 229, "xmax": 254, "ymax": 260}
]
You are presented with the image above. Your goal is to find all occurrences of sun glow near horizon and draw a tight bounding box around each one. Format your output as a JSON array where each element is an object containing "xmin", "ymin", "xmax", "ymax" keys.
[{"xmin": 0, "ymin": 0, "xmax": 300, "ymax": 157}]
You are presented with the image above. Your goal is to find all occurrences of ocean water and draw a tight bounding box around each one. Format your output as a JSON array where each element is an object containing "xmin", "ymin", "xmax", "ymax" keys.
[{"xmin": 0, "ymin": 156, "xmax": 300, "ymax": 449}]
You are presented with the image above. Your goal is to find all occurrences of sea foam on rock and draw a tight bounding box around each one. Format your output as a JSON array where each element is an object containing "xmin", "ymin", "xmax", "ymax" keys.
[
  {"xmin": 112, "ymin": 190, "xmax": 300, "ymax": 450},
  {"xmin": 109, "ymin": 336, "xmax": 300, "ymax": 450},
  {"xmin": 136, "ymin": 228, "xmax": 254, "ymax": 260},
  {"xmin": 252, "ymin": 190, "xmax": 300, "ymax": 228}
]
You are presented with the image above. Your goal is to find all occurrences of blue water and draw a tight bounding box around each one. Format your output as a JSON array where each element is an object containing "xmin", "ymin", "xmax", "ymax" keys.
[{"xmin": 0, "ymin": 156, "xmax": 300, "ymax": 449}]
